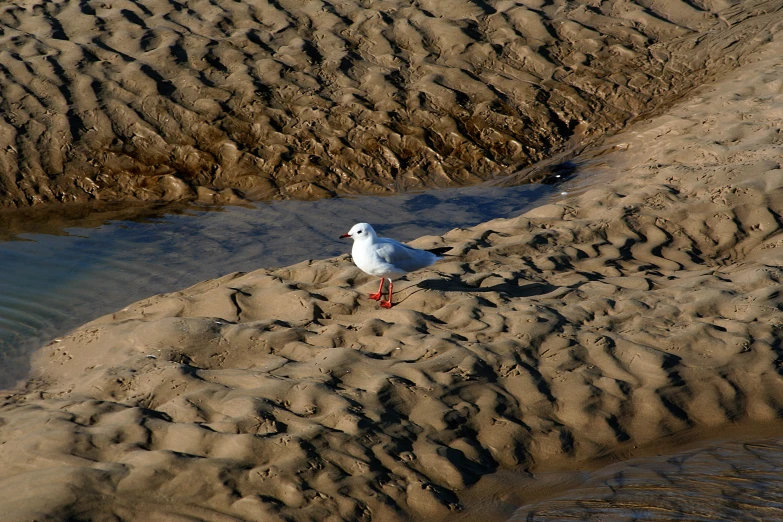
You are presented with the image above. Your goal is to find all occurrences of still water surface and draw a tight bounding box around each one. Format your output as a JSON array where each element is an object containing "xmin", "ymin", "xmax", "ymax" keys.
[{"xmin": 510, "ymin": 437, "xmax": 783, "ymax": 521}]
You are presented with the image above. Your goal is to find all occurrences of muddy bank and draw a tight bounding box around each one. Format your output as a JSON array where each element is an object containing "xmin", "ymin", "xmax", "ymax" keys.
[{"xmin": 1, "ymin": 0, "xmax": 782, "ymax": 208}]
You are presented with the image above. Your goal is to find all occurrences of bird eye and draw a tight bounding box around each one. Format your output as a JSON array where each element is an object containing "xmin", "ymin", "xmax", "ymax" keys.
[{"xmin": 357, "ymin": 230, "xmax": 363, "ymax": 234}]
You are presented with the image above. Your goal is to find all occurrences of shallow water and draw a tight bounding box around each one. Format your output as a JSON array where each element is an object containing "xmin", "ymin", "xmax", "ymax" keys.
[
  {"xmin": 508, "ymin": 437, "xmax": 783, "ymax": 521},
  {"xmin": 0, "ymin": 182, "xmax": 555, "ymax": 388}
]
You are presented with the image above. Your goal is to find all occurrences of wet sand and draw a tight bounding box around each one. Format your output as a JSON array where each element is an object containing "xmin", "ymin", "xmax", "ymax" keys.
[
  {"xmin": 1, "ymin": 1, "xmax": 783, "ymax": 521},
  {"xmin": 509, "ymin": 433, "xmax": 783, "ymax": 521},
  {"xmin": 1, "ymin": 0, "xmax": 781, "ymax": 207}
]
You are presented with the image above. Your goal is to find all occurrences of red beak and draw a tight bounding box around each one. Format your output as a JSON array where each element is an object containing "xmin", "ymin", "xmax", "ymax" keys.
[{"xmin": 339, "ymin": 233, "xmax": 350, "ymax": 239}]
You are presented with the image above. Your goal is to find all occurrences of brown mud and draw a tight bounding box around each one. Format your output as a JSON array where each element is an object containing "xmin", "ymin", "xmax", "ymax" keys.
[{"xmin": 1, "ymin": 0, "xmax": 782, "ymax": 209}]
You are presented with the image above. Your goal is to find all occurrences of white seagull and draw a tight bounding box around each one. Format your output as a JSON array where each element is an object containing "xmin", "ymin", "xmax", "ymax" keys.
[{"xmin": 340, "ymin": 223, "xmax": 451, "ymax": 308}]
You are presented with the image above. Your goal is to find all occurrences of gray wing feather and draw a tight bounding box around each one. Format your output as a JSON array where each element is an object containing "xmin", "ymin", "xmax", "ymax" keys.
[
  {"xmin": 375, "ymin": 239, "xmax": 436, "ymax": 272},
  {"xmin": 375, "ymin": 240, "xmax": 415, "ymax": 263}
]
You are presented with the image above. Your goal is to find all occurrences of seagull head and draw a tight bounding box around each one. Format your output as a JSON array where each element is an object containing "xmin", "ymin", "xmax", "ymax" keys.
[{"xmin": 339, "ymin": 222, "xmax": 377, "ymax": 241}]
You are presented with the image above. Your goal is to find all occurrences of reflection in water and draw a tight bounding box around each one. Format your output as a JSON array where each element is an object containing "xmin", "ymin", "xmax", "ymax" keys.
[
  {"xmin": 509, "ymin": 438, "xmax": 783, "ymax": 521},
  {"xmin": 0, "ymin": 183, "xmax": 554, "ymax": 388}
]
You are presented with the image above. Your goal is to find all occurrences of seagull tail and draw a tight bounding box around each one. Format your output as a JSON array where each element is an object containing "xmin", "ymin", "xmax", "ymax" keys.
[{"xmin": 426, "ymin": 247, "xmax": 452, "ymax": 257}]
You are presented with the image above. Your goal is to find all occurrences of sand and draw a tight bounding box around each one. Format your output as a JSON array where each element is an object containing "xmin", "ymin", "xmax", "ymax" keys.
[
  {"xmin": 2, "ymin": 1, "xmax": 783, "ymax": 521},
  {"xmin": 1, "ymin": 0, "xmax": 782, "ymax": 209}
]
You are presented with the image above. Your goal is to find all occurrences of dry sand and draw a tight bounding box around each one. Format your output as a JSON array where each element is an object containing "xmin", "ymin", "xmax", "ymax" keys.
[
  {"xmin": 2, "ymin": 1, "xmax": 783, "ymax": 521},
  {"xmin": 1, "ymin": 0, "xmax": 782, "ymax": 209}
]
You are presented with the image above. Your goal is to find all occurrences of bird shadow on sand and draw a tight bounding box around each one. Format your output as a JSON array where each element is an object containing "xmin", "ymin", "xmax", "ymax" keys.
[{"xmin": 411, "ymin": 274, "xmax": 559, "ymax": 299}]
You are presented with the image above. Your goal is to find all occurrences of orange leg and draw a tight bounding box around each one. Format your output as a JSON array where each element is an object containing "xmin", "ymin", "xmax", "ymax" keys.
[
  {"xmin": 380, "ymin": 280, "xmax": 394, "ymax": 308},
  {"xmin": 368, "ymin": 278, "xmax": 384, "ymax": 301}
]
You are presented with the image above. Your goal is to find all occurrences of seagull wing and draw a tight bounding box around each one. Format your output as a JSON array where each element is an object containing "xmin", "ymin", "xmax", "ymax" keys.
[{"xmin": 374, "ymin": 238, "xmax": 435, "ymax": 272}]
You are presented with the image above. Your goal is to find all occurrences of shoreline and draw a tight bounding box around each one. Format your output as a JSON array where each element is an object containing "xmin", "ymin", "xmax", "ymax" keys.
[
  {"xmin": 0, "ymin": 180, "xmax": 554, "ymax": 389},
  {"xmin": 448, "ymin": 418, "xmax": 783, "ymax": 522}
]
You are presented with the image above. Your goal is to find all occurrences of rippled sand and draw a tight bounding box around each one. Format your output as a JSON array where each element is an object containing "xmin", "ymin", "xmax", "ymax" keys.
[
  {"xmin": 1, "ymin": 17, "xmax": 782, "ymax": 520},
  {"xmin": 0, "ymin": 0, "xmax": 780, "ymax": 207},
  {"xmin": 3, "ymin": 0, "xmax": 783, "ymax": 521}
]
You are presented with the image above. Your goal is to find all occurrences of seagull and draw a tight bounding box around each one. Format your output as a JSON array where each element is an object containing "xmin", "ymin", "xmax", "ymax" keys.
[{"xmin": 340, "ymin": 223, "xmax": 451, "ymax": 308}]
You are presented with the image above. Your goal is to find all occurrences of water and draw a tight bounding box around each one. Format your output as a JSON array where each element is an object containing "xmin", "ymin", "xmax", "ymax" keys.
[
  {"xmin": 0, "ymin": 182, "xmax": 555, "ymax": 388},
  {"xmin": 509, "ymin": 437, "xmax": 783, "ymax": 521}
]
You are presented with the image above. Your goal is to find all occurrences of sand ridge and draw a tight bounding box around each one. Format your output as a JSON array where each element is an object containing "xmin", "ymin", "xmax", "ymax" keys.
[
  {"xmin": 1, "ymin": 31, "xmax": 782, "ymax": 521},
  {"xmin": 1, "ymin": 0, "xmax": 782, "ymax": 209}
]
